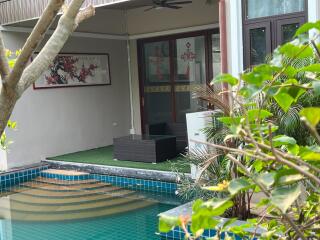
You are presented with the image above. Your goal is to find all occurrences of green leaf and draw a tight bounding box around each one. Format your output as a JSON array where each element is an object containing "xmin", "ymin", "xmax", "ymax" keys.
[
  {"xmin": 228, "ymin": 177, "xmax": 253, "ymax": 195},
  {"xmin": 300, "ymin": 107, "xmax": 320, "ymax": 127},
  {"xmin": 256, "ymin": 198, "xmax": 270, "ymax": 208},
  {"xmin": 212, "ymin": 74, "xmax": 238, "ymax": 86},
  {"xmin": 241, "ymin": 64, "xmax": 276, "ymax": 86},
  {"xmin": 272, "ymin": 135, "xmax": 297, "ymax": 147},
  {"xmin": 218, "ymin": 117, "xmax": 242, "ymax": 126},
  {"xmin": 158, "ymin": 214, "xmax": 180, "ymax": 233},
  {"xmin": 312, "ymin": 81, "xmax": 320, "ymax": 96},
  {"xmin": 300, "ymin": 63, "xmax": 320, "ymax": 73},
  {"xmin": 287, "ymin": 144, "xmax": 300, "ymax": 156},
  {"xmin": 201, "ymin": 198, "xmax": 234, "ymax": 216},
  {"xmin": 8, "ymin": 59, "xmax": 16, "ymax": 68},
  {"xmin": 255, "ymin": 172, "xmax": 275, "ymax": 188},
  {"xmin": 294, "ymin": 21, "xmax": 320, "ymax": 37},
  {"xmin": 270, "ymin": 184, "xmax": 301, "ymax": 213},
  {"xmin": 191, "ymin": 198, "xmax": 231, "ymax": 233},
  {"xmin": 239, "ymin": 85, "xmax": 262, "ymax": 98},
  {"xmin": 247, "ymin": 109, "xmax": 273, "ymax": 122},
  {"xmin": 299, "ymin": 146, "xmax": 320, "ymax": 161},
  {"xmin": 261, "ymin": 230, "xmax": 277, "ymax": 239},
  {"xmin": 283, "ymin": 66, "xmax": 298, "ymax": 78},
  {"xmin": 275, "ymin": 168, "xmax": 305, "ymax": 185},
  {"xmin": 273, "ymin": 92, "xmax": 294, "ymax": 112},
  {"xmin": 221, "ymin": 218, "xmax": 237, "ymax": 231},
  {"xmin": 279, "ymin": 43, "xmax": 313, "ymax": 59}
]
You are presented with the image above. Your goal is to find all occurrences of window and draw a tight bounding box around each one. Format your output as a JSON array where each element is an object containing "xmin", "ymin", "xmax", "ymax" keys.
[
  {"xmin": 243, "ymin": 0, "xmax": 307, "ymax": 68},
  {"xmin": 246, "ymin": 0, "xmax": 305, "ymax": 19}
]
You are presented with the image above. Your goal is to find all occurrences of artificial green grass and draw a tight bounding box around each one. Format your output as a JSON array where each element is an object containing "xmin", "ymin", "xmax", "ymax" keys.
[{"xmin": 47, "ymin": 146, "xmax": 190, "ymax": 173}]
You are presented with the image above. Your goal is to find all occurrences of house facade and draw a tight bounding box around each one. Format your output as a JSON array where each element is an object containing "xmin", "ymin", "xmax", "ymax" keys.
[{"xmin": 0, "ymin": 0, "xmax": 319, "ymax": 170}]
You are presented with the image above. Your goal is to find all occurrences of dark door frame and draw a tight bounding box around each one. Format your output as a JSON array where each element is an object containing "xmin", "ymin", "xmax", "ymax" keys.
[{"xmin": 137, "ymin": 28, "xmax": 219, "ymax": 134}]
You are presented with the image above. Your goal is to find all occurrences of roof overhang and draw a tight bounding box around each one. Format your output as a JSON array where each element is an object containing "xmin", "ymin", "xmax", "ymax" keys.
[{"xmin": 0, "ymin": 0, "xmax": 132, "ymax": 25}]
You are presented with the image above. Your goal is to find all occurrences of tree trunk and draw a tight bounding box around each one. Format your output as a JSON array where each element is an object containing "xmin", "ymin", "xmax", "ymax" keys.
[{"xmin": 0, "ymin": 86, "xmax": 18, "ymax": 136}]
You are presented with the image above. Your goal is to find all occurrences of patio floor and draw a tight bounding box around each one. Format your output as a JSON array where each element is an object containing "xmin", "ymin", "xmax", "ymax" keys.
[{"xmin": 47, "ymin": 146, "xmax": 190, "ymax": 173}]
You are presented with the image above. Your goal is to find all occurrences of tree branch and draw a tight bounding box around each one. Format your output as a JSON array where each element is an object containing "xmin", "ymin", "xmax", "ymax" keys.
[
  {"xmin": 16, "ymin": 0, "xmax": 94, "ymax": 94},
  {"xmin": 74, "ymin": 5, "xmax": 95, "ymax": 29},
  {"xmin": 5, "ymin": 0, "xmax": 65, "ymax": 89},
  {"xmin": 226, "ymin": 154, "xmax": 307, "ymax": 240},
  {"xmin": 0, "ymin": 32, "xmax": 10, "ymax": 81}
]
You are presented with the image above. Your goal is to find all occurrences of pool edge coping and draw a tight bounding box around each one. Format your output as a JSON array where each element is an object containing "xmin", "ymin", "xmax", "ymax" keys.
[{"xmin": 43, "ymin": 159, "xmax": 191, "ymax": 183}]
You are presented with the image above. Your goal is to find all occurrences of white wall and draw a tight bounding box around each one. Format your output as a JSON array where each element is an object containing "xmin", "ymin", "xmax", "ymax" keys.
[{"xmin": 3, "ymin": 32, "xmax": 131, "ymax": 169}]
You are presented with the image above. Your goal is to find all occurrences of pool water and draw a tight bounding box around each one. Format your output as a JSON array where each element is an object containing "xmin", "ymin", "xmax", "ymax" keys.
[{"xmin": 0, "ymin": 176, "xmax": 180, "ymax": 240}]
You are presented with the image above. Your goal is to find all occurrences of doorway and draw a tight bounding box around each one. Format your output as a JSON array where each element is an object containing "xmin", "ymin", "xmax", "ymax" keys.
[{"xmin": 137, "ymin": 29, "xmax": 220, "ymax": 151}]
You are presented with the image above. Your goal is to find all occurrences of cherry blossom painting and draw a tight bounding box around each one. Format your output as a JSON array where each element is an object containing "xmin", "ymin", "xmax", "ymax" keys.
[{"xmin": 33, "ymin": 53, "xmax": 111, "ymax": 89}]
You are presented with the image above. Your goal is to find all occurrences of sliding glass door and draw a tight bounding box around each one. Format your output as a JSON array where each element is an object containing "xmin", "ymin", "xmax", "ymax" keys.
[{"xmin": 139, "ymin": 29, "xmax": 220, "ymax": 132}]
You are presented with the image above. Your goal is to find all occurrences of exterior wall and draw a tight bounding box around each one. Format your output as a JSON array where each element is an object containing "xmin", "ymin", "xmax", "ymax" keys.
[
  {"xmin": 3, "ymin": 32, "xmax": 131, "ymax": 169},
  {"xmin": 126, "ymin": 0, "xmax": 219, "ymax": 35}
]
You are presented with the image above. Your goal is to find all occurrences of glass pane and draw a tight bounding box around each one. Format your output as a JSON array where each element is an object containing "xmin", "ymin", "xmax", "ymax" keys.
[
  {"xmin": 212, "ymin": 33, "xmax": 221, "ymax": 78},
  {"xmin": 143, "ymin": 41, "xmax": 172, "ymax": 124},
  {"xmin": 250, "ymin": 28, "xmax": 267, "ymax": 66},
  {"xmin": 175, "ymin": 36, "xmax": 206, "ymax": 123},
  {"xmin": 247, "ymin": 0, "xmax": 304, "ymax": 19},
  {"xmin": 281, "ymin": 23, "xmax": 300, "ymax": 44}
]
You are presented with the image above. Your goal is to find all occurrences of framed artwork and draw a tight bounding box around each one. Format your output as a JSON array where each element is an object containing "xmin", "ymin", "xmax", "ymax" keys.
[{"xmin": 33, "ymin": 53, "xmax": 111, "ymax": 89}]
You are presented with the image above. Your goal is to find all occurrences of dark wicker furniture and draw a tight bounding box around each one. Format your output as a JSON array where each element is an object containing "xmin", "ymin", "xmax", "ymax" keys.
[
  {"xmin": 146, "ymin": 122, "xmax": 187, "ymax": 153},
  {"xmin": 113, "ymin": 134, "xmax": 176, "ymax": 163}
]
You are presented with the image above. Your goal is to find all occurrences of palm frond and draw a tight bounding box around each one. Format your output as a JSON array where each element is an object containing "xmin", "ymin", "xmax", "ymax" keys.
[{"xmin": 193, "ymin": 84, "xmax": 230, "ymax": 115}]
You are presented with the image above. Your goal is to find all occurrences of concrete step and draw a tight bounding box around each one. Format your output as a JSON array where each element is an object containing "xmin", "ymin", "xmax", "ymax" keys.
[
  {"xmin": 20, "ymin": 181, "xmax": 111, "ymax": 192},
  {"xmin": 1, "ymin": 195, "xmax": 146, "ymax": 213},
  {"xmin": 41, "ymin": 169, "xmax": 90, "ymax": 176},
  {"xmin": 8, "ymin": 188, "xmax": 136, "ymax": 206},
  {"xmin": 34, "ymin": 177, "xmax": 100, "ymax": 186},
  {"xmin": 6, "ymin": 200, "xmax": 156, "ymax": 222},
  {"xmin": 11, "ymin": 185, "xmax": 123, "ymax": 198}
]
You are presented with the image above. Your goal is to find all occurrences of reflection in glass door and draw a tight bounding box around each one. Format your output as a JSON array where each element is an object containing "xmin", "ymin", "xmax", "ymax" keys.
[
  {"xmin": 143, "ymin": 41, "xmax": 172, "ymax": 125},
  {"xmin": 174, "ymin": 36, "xmax": 206, "ymax": 123}
]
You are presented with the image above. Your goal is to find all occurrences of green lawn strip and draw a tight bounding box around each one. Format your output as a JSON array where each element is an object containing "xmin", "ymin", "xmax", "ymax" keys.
[{"xmin": 47, "ymin": 146, "xmax": 190, "ymax": 173}]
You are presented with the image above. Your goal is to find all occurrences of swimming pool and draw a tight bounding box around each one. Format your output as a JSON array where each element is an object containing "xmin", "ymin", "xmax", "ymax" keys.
[{"xmin": 0, "ymin": 172, "xmax": 181, "ymax": 240}]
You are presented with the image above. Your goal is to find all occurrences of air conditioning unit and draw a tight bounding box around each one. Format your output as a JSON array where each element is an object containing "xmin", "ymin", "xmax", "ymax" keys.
[{"xmin": 186, "ymin": 111, "xmax": 214, "ymax": 179}]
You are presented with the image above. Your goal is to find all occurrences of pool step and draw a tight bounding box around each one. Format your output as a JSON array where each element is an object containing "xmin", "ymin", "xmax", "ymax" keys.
[
  {"xmin": 8, "ymin": 189, "xmax": 137, "ymax": 205},
  {"xmin": 1, "ymin": 194, "xmax": 146, "ymax": 213},
  {"xmin": 20, "ymin": 181, "xmax": 112, "ymax": 192},
  {"xmin": 6, "ymin": 199, "xmax": 155, "ymax": 222},
  {"xmin": 0, "ymin": 172, "xmax": 158, "ymax": 222},
  {"xmin": 34, "ymin": 177, "xmax": 100, "ymax": 186},
  {"xmin": 11, "ymin": 185, "xmax": 123, "ymax": 198}
]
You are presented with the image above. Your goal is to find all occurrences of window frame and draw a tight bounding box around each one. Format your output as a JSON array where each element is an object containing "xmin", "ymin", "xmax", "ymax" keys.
[
  {"xmin": 244, "ymin": 21, "xmax": 272, "ymax": 68},
  {"xmin": 137, "ymin": 29, "xmax": 219, "ymax": 133},
  {"xmin": 242, "ymin": 0, "xmax": 308, "ymax": 23},
  {"xmin": 242, "ymin": 0, "xmax": 308, "ymax": 69}
]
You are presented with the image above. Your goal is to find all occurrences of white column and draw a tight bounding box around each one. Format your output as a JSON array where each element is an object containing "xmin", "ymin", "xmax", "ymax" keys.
[
  {"xmin": 0, "ymin": 149, "xmax": 8, "ymax": 171},
  {"xmin": 225, "ymin": 0, "xmax": 244, "ymax": 77},
  {"xmin": 308, "ymin": 0, "xmax": 320, "ymax": 22}
]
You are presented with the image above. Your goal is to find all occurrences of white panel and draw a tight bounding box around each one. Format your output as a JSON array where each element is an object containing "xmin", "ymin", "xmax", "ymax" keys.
[{"xmin": 186, "ymin": 111, "xmax": 214, "ymax": 179}]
